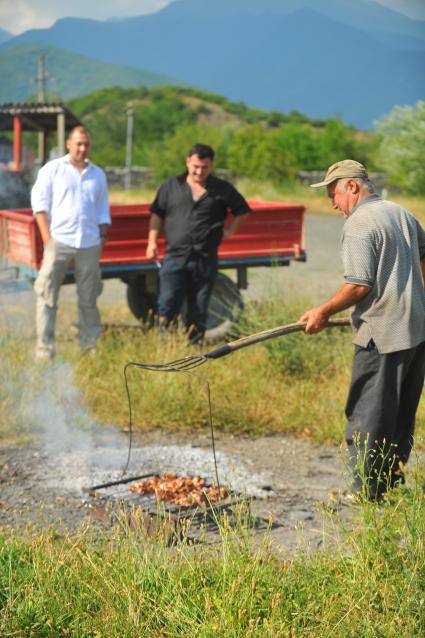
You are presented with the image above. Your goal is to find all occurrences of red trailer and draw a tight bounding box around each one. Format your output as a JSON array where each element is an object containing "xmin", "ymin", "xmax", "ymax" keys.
[{"xmin": 0, "ymin": 200, "xmax": 306, "ymax": 337}]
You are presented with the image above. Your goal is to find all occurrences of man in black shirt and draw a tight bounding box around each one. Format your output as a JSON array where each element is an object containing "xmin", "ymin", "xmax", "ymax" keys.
[{"xmin": 146, "ymin": 143, "xmax": 250, "ymax": 342}]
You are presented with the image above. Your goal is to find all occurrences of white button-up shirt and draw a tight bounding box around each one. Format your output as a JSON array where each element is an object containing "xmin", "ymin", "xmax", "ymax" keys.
[{"xmin": 31, "ymin": 154, "xmax": 111, "ymax": 248}]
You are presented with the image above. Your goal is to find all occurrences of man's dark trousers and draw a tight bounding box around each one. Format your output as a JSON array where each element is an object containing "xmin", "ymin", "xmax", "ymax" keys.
[
  {"xmin": 158, "ymin": 253, "xmax": 218, "ymax": 340},
  {"xmin": 345, "ymin": 340, "xmax": 425, "ymax": 499}
]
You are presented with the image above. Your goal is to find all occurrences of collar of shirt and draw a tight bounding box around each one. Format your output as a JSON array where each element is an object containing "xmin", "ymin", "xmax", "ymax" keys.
[
  {"xmin": 349, "ymin": 193, "xmax": 381, "ymax": 218},
  {"xmin": 177, "ymin": 171, "xmax": 217, "ymax": 196},
  {"xmin": 63, "ymin": 154, "xmax": 92, "ymax": 173}
]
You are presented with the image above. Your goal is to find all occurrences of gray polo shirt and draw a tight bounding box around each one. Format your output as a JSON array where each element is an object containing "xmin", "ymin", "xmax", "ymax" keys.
[{"xmin": 341, "ymin": 194, "xmax": 425, "ymax": 354}]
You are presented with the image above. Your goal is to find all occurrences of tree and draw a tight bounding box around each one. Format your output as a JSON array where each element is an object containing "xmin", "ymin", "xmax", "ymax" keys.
[
  {"xmin": 227, "ymin": 125, "xmax": 290, "ymax": 181},
  {"xmin": 315, "ymin": 118, "xmax": 362, "ymax": 168},
  {"xmin": 275, "ymin": 123, "xmax": 318, "ymax": 171},
  {"xmin": 147, "ymin": 124, "xmax": 233, "ymax": 184},
  {"xmin": 375, "ymin": 101, "xmax": 425, "ymax": 195}
]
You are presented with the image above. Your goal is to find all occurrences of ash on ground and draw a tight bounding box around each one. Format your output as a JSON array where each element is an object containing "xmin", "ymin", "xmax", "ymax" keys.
[{"xmin": 0, "ymin": 422, "xmax": 362, "ymax": 555}]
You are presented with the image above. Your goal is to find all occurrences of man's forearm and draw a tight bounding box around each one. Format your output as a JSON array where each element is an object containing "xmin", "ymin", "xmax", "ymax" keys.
[
  {"xmin": 99, "ymin": 223, "xmax": 109, "ymax": 243},
  {"xmin": 299, "ymin": 283, "xmax": 371, "ymax": 333},
  {"xmin": 223, "ymin": 213, "xmax": 250, "ymax": 238},
  {"xmin": 35, "ymin": 212, "xmax": 51, "ymax": 246},
  {"xmin": 147, "ymin": 228, "xmax": 160, "ymax": 245},
  {"xmin": 320, "ymin": 283, "xmax": 371, "ymax": 315},
  {"xmin": 146, "ymin": 214, "xmax": 163, "ymax": 259}
]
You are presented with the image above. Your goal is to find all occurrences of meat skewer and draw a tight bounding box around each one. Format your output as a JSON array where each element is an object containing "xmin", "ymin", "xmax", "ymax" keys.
[{"xmin": 129, "ymin": 473, "xmax": 228, "ymax": 506}]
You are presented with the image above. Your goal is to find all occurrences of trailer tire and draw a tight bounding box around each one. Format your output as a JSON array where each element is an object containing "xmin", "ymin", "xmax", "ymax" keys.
[
  {"xmin": 126, "ymin": 284, "xmax": 157, "ymax": 323},
  {"xmin": 126, "ymin": 272, "xmax": 243, "ymax": 339},
  {"xmin": 204, "ymin": 272, "xmax": 244, "ymax": 341}
]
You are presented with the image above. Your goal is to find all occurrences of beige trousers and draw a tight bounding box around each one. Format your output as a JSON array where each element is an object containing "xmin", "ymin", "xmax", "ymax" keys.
[{"xmin": 34, "ymin": 239, "xmax": 103, "ymax": 356}]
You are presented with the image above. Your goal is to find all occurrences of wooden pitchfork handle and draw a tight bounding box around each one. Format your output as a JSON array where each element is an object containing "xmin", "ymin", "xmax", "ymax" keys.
[{"xmin": 203, "ymin": 317, "xmax": 351, "ymax": 360}]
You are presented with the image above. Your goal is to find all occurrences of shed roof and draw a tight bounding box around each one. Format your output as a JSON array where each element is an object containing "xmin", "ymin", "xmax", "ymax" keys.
[{"xmin": 0, "ymin": 102, "xmax": 82, "ymax": 132}]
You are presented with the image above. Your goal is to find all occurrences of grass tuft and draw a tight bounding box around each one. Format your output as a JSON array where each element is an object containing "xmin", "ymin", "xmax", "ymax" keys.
[{"xmin": 0, "ymin": 483, "xmax": 424, "ymax": 637}]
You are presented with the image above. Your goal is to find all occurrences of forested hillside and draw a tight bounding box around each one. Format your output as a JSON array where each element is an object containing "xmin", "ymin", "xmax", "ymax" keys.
[
  {"xmin": 6, "ymin": 0, "xmax": 424, "ymax": 127},
  {"xmin": 0, "ymin": 42, "xmax": 182, "ymax": 103},
  {"xmin": 68, "ymin": 86, "xmax": 378, "ymax": 183}
]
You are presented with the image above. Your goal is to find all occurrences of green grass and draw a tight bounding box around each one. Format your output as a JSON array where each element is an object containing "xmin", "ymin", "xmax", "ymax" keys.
[
  {"xmin": 109, "ymin": 181, "xmax": 425, "ymax": 225},
  {"xmin": 2, "ymin": 298, "xmax": 424, "ymax": 447},
  {"xmin": 0, "ymin": 482, "xmax": 424, "ymax": 637},
  {"xmin": 68, "ymin": 298, "xmax": 423, "ymax": 445},
  {"xmin": 69, "ymin": 299, "xmax": 354, "ymax": 442},
  {"xmin": 0, "ymin": 328, "xmax": 34, "ymax": 446}
]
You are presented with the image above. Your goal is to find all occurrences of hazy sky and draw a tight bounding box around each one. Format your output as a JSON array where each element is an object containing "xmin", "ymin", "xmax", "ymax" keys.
[{"xmin": 1, "ymin": 0, "xmax": 424, "ymax": 35}]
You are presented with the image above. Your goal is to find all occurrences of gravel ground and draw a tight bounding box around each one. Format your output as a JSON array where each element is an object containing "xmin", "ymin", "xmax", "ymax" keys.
[{"xmin": 0, "ymin": 425, "xmax": 354, "ymax": 554}]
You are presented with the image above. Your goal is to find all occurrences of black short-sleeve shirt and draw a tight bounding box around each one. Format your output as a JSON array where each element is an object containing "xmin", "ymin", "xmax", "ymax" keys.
[{"xmin": 150, "ymin": 172, "xmax": 251, "ymax": 260}]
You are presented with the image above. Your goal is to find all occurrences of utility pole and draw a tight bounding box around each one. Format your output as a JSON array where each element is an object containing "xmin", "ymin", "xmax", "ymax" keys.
[
  {"xmin": 37, "ymin": 54, "xmax": 47, "ymax": 163},
  {"xmin": 37, "ymin": 54, "xmax": 46, "ymax": 102},
  {"xmin": 125, "ymin": 107, "xmax": 133, "ymax": 192}
]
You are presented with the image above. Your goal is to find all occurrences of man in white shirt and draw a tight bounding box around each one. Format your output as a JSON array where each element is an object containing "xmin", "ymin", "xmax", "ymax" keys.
[{"xmin": 31, "ymin": 126, "xmax": 110, "ymax": 359}]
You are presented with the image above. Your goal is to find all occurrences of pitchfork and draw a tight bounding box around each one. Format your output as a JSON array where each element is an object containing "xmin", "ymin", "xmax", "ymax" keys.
[
  {"xmin": 121, "ymin": 317, "xmax": 351, "ymax": 476},
  {"xmin": 126, "ymin": 317, "xmax": 351, "ymax": 372}
]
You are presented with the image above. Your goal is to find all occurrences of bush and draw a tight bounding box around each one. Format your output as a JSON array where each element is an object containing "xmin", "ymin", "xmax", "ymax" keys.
[{"xmin": 375, "ymin": 101, "xmax": 425, "ymax": 195}]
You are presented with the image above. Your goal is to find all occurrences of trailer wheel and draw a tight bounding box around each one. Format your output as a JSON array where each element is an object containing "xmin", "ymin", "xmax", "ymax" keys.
[
  {"xmin": 204, "ymin": 272, "xmax": 244, "ymax": 341},
  {"xmin": 126, "ymin": 272, "xmax": 243, "ymax": 339},
  {"xmin": 126, "ymin": 284, "xmax": 157, "ymax": 323}
]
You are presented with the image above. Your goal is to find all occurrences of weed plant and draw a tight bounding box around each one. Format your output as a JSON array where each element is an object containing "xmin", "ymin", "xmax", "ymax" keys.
[{"xmin": 0, "ymin": 480, "xmax": 424, "ymax": 637}]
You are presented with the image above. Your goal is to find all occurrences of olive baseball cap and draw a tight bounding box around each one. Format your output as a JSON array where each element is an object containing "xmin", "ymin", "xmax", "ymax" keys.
[{"xmin": 310, "ymin": 159, "xmax": 369, "ymax": 188}]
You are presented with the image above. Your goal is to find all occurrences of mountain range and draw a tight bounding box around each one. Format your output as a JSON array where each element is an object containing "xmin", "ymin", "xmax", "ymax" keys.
[
  {"xmin": 0, "ymin": 42, "xmax": 182, "ymax": 103},
  {"xmin": 1, "ymin": 0, "xmax": 424, "ymax": 128}
]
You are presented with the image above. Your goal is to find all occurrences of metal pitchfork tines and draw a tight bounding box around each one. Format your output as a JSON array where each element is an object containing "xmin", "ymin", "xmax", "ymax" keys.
[{"xmin": 126, "ymin": 317, "xmax": 351, "ymax": 373}]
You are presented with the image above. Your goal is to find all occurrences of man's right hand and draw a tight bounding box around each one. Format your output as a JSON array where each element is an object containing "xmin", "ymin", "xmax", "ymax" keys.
[{"xmin": 146, "ymin": 242, "xmax": 158, "ymax": 260}]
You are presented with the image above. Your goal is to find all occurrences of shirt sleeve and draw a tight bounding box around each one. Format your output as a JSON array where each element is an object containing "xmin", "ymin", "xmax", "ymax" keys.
[
  {"xmin": 150, "ymin": 182, "xmax": 168, "ymax": 219},
  {"xmin": 226, "ymin": 184, "xmax": 251, "ymax": 217},
  {"xmin": 96, "ymin": 170, "xmax": 111, "ymax": 225},
  {"xmin": 342, "ymin": 233, "xmax": 376, "ymax": 286},
  {"xmin": 31, "ymin": 164, "xmax": 53, "ymax": 215}
]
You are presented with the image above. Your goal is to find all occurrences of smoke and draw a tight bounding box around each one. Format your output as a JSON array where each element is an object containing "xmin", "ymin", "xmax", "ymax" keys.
[
  {"xmin": 1, "ymin": 276, "xmax": 131, "ymax": 491},
  {"xmin": 2, "ymin": 277, "xmax": 271, "ymax": 498},
  {"xmin": 22, "ymin": 360, "xmax": 132, "ymax": 492},
  {"xmin": 19, "ymin": 356, "xmax": 272, "ymax": 496},
  {"xmin": 0, "ymin": 169, "xmax": 32, "ymax": 209}
]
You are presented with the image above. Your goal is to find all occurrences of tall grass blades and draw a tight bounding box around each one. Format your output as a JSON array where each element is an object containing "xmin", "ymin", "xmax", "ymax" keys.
[{"xmin": 0, "ymin": 483, "xmax": 424, "ymax": 637}]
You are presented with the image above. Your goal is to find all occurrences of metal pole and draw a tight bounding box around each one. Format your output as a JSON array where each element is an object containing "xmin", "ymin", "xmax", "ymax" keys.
[
  {"xmin": 125, "ymin": 108, "xmax": 133, "ymax": 191},
  {"xmin": 37, "ymin": 54, "xmax": 46, "ymax": 163},
  {"xmin": 13, "ymin": 114, "xmax": 22, "ymax": 171},
  {"xmin": 37, "ymin": 54, "xmax": 46, "ymax": 101},
  {"xmin": 57, "ymin": 111, "xmax": 65, "ymax": 156}
]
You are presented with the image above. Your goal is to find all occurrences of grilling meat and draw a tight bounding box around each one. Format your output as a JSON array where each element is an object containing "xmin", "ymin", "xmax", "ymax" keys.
[{"xmin": 128, "ymin": 472, "xmax": 228, "ymax": 506}]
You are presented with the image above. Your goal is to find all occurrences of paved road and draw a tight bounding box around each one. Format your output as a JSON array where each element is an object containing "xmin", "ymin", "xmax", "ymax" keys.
[{"xmin": 242, "ymin": 212, "xmax": 345, "ymax": 306}]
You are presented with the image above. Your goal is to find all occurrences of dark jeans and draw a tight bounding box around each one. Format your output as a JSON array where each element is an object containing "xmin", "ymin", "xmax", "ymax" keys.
[
  {"xmin": 345, "ymin": 340, "xmax": 425, "ymax": 500},
  {"xmin": 158, "ymin": 253, "xmax": 218, "ymax": 340}
]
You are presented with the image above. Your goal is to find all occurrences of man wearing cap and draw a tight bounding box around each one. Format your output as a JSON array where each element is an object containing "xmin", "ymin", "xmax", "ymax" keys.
[{"xmin": 299, "ymin": 160, "xmax": 425, "ymax": 501}]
